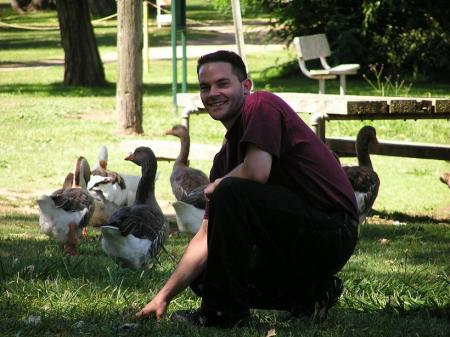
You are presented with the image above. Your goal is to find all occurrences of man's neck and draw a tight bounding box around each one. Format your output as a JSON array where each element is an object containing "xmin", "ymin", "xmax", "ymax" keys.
[{"xmin": 222, "ymin": 109, "xmax": 243, "ymax": 130}]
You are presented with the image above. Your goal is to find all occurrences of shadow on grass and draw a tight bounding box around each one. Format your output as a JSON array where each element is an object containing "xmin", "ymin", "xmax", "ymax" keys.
[
  {"xmin": 1, "ymin": 302, "xmax": 449, "ymax": 337},
  {"xmin": 0, "ymin": 211, "xmax": 38, "ymax": 225},
  {"xmin": 1, "ymin": 220, "xmax": 448, "ymax": 335},
  {"xmin": 0, "ymin": 82, "xmax": 201, "ymax": 97},
  {"xmin": 0, "ymin": 34, "xmax": 61, "ymax": 50},
  {"xmin": 371, "ymin": 209, "xmax": 450, "ymax": 225},
  {"xmin": 0, "ymin": 213, "xmax": 184, "ymax": 272},
  {"xmin": 0, "ymin": 300, "xmax": 171, "ymax": 337},
  {"xmin": 0, "ymin": 234, "xmax": 174, "ymax": 288},
  {"xmin": 1, "ymin": 22, "xmax": 238, "ymax": 53},
  {"xmin": 0, "ymin": 82, "xmax": 115, "ymax": 97}
]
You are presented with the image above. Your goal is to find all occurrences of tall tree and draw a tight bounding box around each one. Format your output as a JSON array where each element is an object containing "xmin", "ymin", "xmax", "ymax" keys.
[
  {"xmin": 116, "ymin": 0, "xmax": 143, "ymax": 135},
  {"xmin": 10, "ymin": 0, "xmax": 56, "ymax": 14},
  {"xmin": 88, "ymin": 0, "xmax": 116, "ymax": 17},
  {"xmin": 56, "ymin": 0, "xmax": 106, "ymax": 86}
]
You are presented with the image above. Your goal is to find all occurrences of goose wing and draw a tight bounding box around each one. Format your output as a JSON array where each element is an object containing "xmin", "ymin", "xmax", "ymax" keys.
[
  {"xmin": 170, "ymin": 166, "xmax": 209, "ymax": 202},
  {"xmin": 344, "ymin": 166, "xmax": 380, "ymax": 224},
  {"xmin": 180, "ymin": 184, "xmax": 208, "ymax": 209},
  {"xmin": 104, "ymin": 204, "xmax": 166, "ymax": 241},
  {"xmin": 343, "ymin": 166, "xmax": 379, "ymax": 193},
  {"xmin": 51, "ymin": 188, "xmax": 90, "ymax": 210}
]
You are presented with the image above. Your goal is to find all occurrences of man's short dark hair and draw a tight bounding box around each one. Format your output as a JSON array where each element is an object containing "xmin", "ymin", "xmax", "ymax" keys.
[{"xmin": 197, "ymin": 50, "xmax": 248, "ymax": 81}]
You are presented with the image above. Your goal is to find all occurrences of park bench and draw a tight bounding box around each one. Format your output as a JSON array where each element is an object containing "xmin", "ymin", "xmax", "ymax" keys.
[
  {"xmin": 293, "ymin": 34, "xmax": 360, "ymax": 95},
  {"xmin": 176, "ymin": 92, "xmax": 450, "ymax": 161}
]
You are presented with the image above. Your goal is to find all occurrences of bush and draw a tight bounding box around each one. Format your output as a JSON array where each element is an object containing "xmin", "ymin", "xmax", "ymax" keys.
[
  {"xmin": 254, "ymin": 0, "xmax": 450, "ymax": 81},
  {"xmin": 212, "ymin": 0, "xmax": 264, "ymax": 17}
]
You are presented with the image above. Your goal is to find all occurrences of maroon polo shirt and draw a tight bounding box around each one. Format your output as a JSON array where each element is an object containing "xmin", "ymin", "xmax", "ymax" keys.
[{"xmin": 205, "ymin": 91, "xmax": 358, "ymax": 223}]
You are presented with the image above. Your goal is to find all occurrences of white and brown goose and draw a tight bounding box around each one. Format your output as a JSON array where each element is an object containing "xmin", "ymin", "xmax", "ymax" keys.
[
  {"xmin": 37, "ymin": 156, "xmax": 95, "ymax": 255},
  {"xmin": 87, "ymin": 145, "xmax": 140, "ymax": 207},
  {"xmin": 341, "ymin": 125, "xmax": 380, "ymax": 225},
  {"xmin": 439, "ymin": 172, "xmax": 450, "ymax": 188},
  {"xmin": 100, "ymin": 147, "xmax": 168, "ymax": 270},
  {"xmin": 88, "ymin": 188, "xmax": 119, "ymax": 229},
  {"xmin": 164, "ymin": 124, "xmax": 209, "ymax": 234}
]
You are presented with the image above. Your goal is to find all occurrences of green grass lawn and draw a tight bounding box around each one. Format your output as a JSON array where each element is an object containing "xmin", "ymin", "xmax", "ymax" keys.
[
  {"xmin": 1, "ymin": 215, "xmax": 449, "ymax": 337},
  {"xmin": 0, "ymin": 1, "xmax": 449, "ymax": 336}
]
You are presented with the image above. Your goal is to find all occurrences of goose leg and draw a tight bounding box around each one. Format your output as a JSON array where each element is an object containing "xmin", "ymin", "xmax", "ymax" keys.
[
  {"xmin": 82, "ymin": 227, "xmax": 89, "ymax": 237},
  {"xmin": 64, "ymin": 223, "xmax": 79, "ymax": 256}
]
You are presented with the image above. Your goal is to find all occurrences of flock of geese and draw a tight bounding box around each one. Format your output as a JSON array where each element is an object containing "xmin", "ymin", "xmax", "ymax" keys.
[{"xmin": 37, "ymin": 124, "xmax": 380, "ymax": 270}]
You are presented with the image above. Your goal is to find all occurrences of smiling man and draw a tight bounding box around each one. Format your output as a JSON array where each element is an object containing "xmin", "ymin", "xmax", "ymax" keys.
[{"xmin": 136, "ymin": 50, "xmax": 359, "ymax": 328}]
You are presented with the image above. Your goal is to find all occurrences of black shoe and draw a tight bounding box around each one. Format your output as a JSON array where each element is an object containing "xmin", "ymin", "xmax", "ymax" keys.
[
  {"xmin": 291, "ymin": 276, "xmax": 344, "ymax": 322},
  {"xmin": 171, "ymin": 309, "xmax": 251, "ymax": 329}
]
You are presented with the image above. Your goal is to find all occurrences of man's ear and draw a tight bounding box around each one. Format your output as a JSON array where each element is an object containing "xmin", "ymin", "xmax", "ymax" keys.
[{"xmin": 242, "ymin": 78, "xmax": 252, "ymax": 95}]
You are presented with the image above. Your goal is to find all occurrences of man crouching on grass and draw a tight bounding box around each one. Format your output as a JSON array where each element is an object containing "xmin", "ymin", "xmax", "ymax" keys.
[{"xmin": 135, "ymin": 50, "xmax": 359, "ymax": 328}]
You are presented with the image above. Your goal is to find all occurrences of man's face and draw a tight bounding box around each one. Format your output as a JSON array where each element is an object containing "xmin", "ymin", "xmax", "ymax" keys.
[{"xmin": 198, "ymin": 62, "xmax": 252, "ymax": 126}]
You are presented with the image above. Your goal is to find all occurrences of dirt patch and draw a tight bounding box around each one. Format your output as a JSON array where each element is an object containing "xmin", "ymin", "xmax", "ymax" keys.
[
  {"xmin": 0, "ymin": 188, "xmax": 42, "ymax": 215},
  {"xmin": 0, "ymin": 187, "xmax": 177, "ymax": 219},
  {"xmin": 63, "ymin": 110, "xmax": 114, "ymax": 122},
  {"xmin": 1, "ymin": 189, "xmax": 447, "ymax": 225}
]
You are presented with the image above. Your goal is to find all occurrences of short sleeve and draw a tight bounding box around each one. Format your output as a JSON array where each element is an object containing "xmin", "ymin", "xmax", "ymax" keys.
[{"xmin": 240, "ymin": 92, "xmax": 282, "ymax": 158}]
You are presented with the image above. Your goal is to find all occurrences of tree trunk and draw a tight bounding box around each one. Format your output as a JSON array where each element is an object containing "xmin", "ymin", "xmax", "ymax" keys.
[
  {"xmin": 88, "ymin": 0, "xmax": 116, "ymax": 17},
  {"xmin": 116, "ymin": 0, "xmax": 143, "ymax": 135},
  {"xmin": 56, "ymin": 0, "xmax": 106, "ymax": 86},
  {"xmin": 10, "ymin": 0, "xmax": 25, "ymax": 14},
  {"xmin": 11, "ymin": 0, "xmax": 56, "ymax": 13}
]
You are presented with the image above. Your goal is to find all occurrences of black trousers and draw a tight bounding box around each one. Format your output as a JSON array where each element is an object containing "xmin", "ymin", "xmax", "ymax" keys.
[{"xmin": 191, "ymin": 177, "xmax": 358, "ymax": 318}]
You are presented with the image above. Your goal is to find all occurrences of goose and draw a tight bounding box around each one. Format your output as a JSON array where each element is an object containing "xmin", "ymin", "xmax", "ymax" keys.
[
  {"xmin": 341, "ymin": 125, "xmax": 380, "ymax": 225},
  {"xmin": 37, "ymin": 156, "xmax": 95, "ymax": 255},
  {"xmin": 439, "ymin": 172, "xmax": 450, "ymax": 188},
  {"xmin": 171, "ymin": 184, "xmax": 208, "ymax": 234},
  {"xmin": 164, "ymin": 125, "xmax": 210, "ymax": 233},
  {"xmin": 87, "ymin": 145, "xmax": 140, "ymax": 207},
  {"xmin": 88, "ymin": 188, "xmax": 119, "ymax": 228},
  {"xmin": 164, "ymin": 125, "xmax": 210, "ymax": 203},
  {"xmin": 100, "ymin": 147, "xmax": 168, "ymax": 270},
  {"xmin": 58, "ymin": 171, "xmax": 112, "ymax": 237}
]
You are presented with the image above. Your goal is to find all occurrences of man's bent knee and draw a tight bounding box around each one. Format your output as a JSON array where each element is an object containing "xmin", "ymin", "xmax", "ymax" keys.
[{"xmin": 212, "ymin": 177, "xmax": 257, "ymax": 201}]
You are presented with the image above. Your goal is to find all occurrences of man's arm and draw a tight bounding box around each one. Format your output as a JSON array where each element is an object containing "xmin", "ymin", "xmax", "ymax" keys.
[
  {"xmin": 135, "ymin": 145, "xmax": 271, "ymax": 319},
  {"xmin": 205, "ymin": 143, "xmax": 272, "ymax": 199},
  {"xmin": 135, "ymin": 219, "xmax": 209, "ymax": 319}
]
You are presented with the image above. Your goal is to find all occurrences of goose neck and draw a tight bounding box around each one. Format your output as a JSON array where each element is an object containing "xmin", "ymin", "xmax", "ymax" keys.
[
  {"xmin": 356, "ymin": 140, "xmax": 373, "ymax": 169},
  {"xmin": 135, "ymin": 161, "xmax": 157, "ymax": 205},
  {"xmin": 175, "ymin": 134, "xmax": 190, "ymax": 167},
  {"xmin": 73, "ymin": 158, "xmax": 89, "ymax": 189}
]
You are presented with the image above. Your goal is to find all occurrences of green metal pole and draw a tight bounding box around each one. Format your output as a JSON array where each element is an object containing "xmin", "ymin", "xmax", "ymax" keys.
[
  {"xmin": 171, "ymin": 0, "xmax": 178, "ymax": 112},
  {"xmin": 181, "ymin": 29, "xmax": 187, "ymax": 93}
]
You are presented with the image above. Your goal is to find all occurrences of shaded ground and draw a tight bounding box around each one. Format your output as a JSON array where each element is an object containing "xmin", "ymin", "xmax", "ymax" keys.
[{"xmin": 0, "ymin": 19, "xmax": 285, "ymax": 70}]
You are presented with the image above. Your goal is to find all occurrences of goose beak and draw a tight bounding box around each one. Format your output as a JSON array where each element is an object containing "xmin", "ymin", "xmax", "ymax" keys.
[
  {"xmin": 124, "ymin": 152, "xmax": 134, "ymax": 161},
  {"xmin": 163, "ymin": 128, "xmax": 173, "ymax": 136}
]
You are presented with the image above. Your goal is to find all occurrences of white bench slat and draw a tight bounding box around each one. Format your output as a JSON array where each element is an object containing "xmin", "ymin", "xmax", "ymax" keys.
[{"xmin": 329, "ymin": 64, "xmax": 360, "ymax": 74}]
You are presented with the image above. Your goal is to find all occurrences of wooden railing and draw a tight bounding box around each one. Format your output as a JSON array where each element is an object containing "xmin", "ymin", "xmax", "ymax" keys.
[{"xmin": 177, "ymin": 93, "xmax": 450, "ymax": 161}]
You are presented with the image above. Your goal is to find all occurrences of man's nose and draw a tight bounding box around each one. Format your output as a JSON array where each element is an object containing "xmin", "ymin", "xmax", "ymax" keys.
[{"xmin": 209, "ymin": 85, "xmax": 220, "ymax": 96}]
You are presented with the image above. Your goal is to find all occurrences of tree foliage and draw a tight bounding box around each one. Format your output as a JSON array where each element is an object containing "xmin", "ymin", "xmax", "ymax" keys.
[
  {"xmin": 358, "ymin": 0, "xmax": 450, "ymax": 80},
  {"xmin": 214, "ymin": 0, "xmax": 450, "ymax": 80}
]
